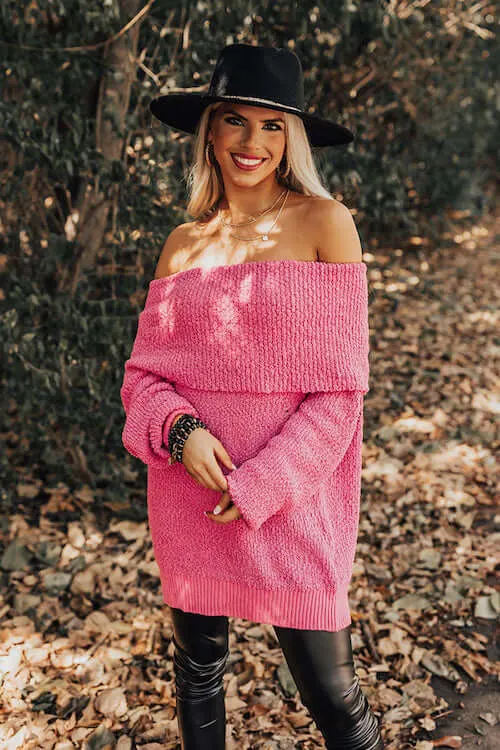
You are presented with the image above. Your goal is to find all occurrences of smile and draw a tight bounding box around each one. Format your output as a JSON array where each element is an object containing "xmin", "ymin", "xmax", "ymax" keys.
[{"xmin": 231, "ymin": 153, "xmax": 266, "ymax": 170}]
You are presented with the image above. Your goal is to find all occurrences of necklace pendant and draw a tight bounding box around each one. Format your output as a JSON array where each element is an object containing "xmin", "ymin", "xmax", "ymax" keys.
[{"xmin": 262, "ymin": 234, "xmax": 269, "ymax": 241}]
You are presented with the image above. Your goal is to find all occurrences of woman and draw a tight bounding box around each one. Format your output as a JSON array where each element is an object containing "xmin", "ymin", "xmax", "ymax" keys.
[{"xmin": 121, "ymin": 43, "xmax": 384, "ymax": 749}]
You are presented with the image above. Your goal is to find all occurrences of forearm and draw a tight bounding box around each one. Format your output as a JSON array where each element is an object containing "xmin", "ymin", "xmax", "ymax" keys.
[
  {"xmin": 120, "ymin": 363, "xmax": 200, "ymax": 468},
  {"xmin": 226, "ymin": 390, "xmax": 364, "ymax": 531}
]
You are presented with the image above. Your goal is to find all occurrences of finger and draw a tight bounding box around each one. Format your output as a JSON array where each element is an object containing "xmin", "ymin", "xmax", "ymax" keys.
[
  {"xmin": 213, "ymin": 444, "xmax": 238, "ymax": 473},
  {"xmin": 223, "ymin": 504, "xmax": 242, "ymax": 522},
  {"xmin": 205, "ymin": 503, "xmax": 241, "ymax": 524},
  {"xmin": 204, "ymin": 493, "xmax": 232, "ymax": 522},
  {"xmin": 195, "ymin": 465, "xmax": 224, "ymax": 491},
  {"xmin": 205, "ymin": 460, "xmax": 229, "ymax": 492},
  {"xmin": 181, "ymin": 458, "xmax": 203, "ymax": 483},
  {"xmin": 185, "ymin": 461, "xmax": 221, "ymax": 491},
  {"xmin": 229, "ymin": 500, "xmax": 242, "ymax": 520},
  {"xmin": 213, "ymin": 491, "xmax": 232, "ymax": 514}
]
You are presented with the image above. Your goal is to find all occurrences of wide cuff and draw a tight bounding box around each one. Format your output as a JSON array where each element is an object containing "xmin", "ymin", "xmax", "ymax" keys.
[
  {"xmin": 225, "ymin": 466, "xmax": 269, "ymax": 532},
  {"xmin": 225, "ymin": 391, "xmax": 364, "ymax": 531},
  {"xmin": 121, "ymin": 381, "xmax": 201, "ymax": 467},
  {"xmin": 160, "ymin": 571, "xmax": 352, "ymax": 631}
]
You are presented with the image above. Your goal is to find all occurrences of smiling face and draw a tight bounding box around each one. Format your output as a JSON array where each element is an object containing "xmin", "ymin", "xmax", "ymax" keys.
[{"xmin": 208, "ymin": 102, "xmax": 287, "ymax": 186}]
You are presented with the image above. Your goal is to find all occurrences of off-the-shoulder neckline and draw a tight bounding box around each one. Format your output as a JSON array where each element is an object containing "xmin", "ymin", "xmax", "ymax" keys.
[{"xmin": 149, "ymin": 258, "xmax": 366, "ymax": 286}]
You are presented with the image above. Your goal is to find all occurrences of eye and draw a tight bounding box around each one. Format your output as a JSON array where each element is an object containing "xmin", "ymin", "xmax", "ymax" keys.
[{"xmin": 224, "ymin": 116, "xmax": 282, "ymax": 131}]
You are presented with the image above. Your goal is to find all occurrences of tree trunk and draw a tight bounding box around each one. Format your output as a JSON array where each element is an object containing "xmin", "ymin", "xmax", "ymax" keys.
[{"xmin": 65, "ymin": 0, "xmax": 144, "ymax": 295}]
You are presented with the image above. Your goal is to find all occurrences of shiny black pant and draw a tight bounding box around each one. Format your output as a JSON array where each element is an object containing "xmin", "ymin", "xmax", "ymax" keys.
[{"xmin": 170, "ymin": 606, "xmax": 384, "ymax": 749}]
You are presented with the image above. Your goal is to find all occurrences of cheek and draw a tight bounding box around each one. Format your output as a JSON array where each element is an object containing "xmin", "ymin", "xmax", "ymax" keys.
[
  {"xmin": 214, "ymin": 128, "xmax": 232, "ymax": 144},
  {"xmin": 268, "ymin": 133, "xmax": 286, "ymax": 152},
  {"xmin": 269, "ymin": 144, "xmax": 286, "ymax": 162}
]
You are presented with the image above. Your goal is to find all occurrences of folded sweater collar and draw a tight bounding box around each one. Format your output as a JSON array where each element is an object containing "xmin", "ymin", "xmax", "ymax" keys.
[{"xmin": 129, "ymin": 259, "xmax": 370, "ymax": 393}]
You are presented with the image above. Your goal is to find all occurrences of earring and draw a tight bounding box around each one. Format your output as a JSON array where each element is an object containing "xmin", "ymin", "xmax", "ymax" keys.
[{"xmin": 205, "ymin": 142, "xmax": 214, "ymax": 167}]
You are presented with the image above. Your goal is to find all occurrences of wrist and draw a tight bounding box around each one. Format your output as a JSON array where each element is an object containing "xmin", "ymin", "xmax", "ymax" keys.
[
  {"xmin": 162, "ymin": 413, "xmax": 188, "ymax": 450},
  {"xmin": 167, "ymin": 413, "xmax": 210, "ymax": 465}
]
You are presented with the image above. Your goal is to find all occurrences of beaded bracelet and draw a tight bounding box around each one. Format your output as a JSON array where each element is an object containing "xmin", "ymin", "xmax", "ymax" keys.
[{"xmin": 167, "ymin": 413, "xmax": 210, "ymax": 465}]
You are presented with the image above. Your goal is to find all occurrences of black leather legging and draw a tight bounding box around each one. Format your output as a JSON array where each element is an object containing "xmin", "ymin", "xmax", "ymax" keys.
[{"xmin": 170, "ymin": 606, "xmax": 384, "ymax": 749}]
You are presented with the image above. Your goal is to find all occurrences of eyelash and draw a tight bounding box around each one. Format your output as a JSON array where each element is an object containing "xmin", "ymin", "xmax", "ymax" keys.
[{"xmin": 224, "ymin": 116, "xmax": 282, "ymax": 131}]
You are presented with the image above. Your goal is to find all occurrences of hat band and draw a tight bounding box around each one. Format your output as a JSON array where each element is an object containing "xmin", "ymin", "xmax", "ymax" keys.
[{"xmin": 210, "ymin": 93, "xmax": 303, "ymax": 114}]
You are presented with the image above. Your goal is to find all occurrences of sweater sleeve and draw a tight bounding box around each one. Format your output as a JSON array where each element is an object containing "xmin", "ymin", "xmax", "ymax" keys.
[
  {"xmin": 225, "ymin": 390, "xmax": 364, "ymax": 531},
  {"xmin": 120, "ymin": 360, "xmax": 200, "ymax": 468}
]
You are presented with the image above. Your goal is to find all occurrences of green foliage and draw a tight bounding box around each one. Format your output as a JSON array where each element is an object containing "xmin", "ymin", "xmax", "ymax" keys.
[
  {"xmin": 2, "ymin": 272, "xmax": 143, "ymax": 511},
  {"xmin": 0, "ymin": 0, "xmax": 497, "ymax": 508}
]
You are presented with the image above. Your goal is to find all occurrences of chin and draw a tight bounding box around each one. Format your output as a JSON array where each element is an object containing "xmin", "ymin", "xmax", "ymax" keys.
[{"xmin": 225, "ymin": 162, "xmax": 276, "ymax": 181}]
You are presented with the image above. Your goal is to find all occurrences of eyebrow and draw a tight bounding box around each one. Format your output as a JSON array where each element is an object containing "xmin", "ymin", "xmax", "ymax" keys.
[{"xmin": 223, "ymin": 108, "xmax": 284, "ymax": 123}]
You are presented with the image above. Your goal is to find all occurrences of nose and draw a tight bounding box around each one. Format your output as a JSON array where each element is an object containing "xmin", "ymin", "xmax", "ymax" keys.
[{"xmin": 238, "ymin": 122, "xmax": 266, "ymax": 150}]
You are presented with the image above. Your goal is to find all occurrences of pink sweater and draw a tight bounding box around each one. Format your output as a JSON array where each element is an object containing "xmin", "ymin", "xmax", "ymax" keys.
[{"xmin": 120, "ymin": 259, "xmax": 370, "ymax": 630}]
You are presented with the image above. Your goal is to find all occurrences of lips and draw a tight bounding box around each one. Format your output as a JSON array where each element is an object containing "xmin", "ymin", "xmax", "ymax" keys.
[{"xmin": 231, "ymin": 153, "xmax": 266, "ymax": 170}]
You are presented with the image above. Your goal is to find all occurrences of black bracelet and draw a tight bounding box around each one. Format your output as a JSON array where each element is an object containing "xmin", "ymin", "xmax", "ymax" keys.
[{"xmin": 167, "ymin": 413, "xmax": 210, "ymax": 465}]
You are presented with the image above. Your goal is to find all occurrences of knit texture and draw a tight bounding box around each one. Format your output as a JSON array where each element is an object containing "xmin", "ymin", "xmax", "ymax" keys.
[{"xmin": 120, "ymin": 259, "xmax": 370, "ymax": 630}]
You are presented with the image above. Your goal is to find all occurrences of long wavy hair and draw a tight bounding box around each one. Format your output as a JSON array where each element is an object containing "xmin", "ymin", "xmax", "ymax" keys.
[{"xmin": 185, "ymin": 101, "xmax": 334, "ymax": 220}]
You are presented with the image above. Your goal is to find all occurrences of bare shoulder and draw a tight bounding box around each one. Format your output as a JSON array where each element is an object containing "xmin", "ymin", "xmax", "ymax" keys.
[
  {"xmin": 309, "ymin": 198, "xmax": 363, "ymax": 264},
  {"xmin": 153, "ymin": 221, "xmax": 200, "ymax": 279}
]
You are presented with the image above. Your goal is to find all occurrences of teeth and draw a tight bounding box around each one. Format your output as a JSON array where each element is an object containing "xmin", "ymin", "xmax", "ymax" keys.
[{"xmin": 233, "ymin": 155, "xmax": 263, "ymax": 166}]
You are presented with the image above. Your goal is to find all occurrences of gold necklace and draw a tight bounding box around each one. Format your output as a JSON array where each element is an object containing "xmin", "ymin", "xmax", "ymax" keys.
[
  {"xmin": 224, "ymin": 189, "xmax": 290, "ymax": 242},
  {"xmin": 219, "ymin": 188, "xmax": 288, "ymax": 228}
]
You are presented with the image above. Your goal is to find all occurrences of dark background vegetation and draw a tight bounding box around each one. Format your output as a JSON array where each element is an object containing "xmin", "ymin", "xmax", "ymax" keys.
[{"xmin": 1, "ymin": 0, "xmax": 497, "ymax": 511}]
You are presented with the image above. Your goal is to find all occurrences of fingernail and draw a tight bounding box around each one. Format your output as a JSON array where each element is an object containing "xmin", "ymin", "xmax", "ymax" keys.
[
  {"xmin": 204, "ymin": 511, "xmax": 209, "ymax": 517},
  {"xmin": 213, "ymin": 504, "xmax": 222, "ymax": 515},
  {"xmin": 231, "ymin": 463, "xmax": 237, "ymax": 470}
]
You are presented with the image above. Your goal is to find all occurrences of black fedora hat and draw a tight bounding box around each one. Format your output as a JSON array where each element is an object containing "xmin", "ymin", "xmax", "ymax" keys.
[{"xmin": 149, "ymin": 43, "xmax": 354, "ymax": 148}]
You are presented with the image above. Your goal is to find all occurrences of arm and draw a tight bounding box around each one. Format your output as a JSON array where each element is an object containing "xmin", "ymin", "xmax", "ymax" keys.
[
  {"xmin": 120, "ymin": 362, "xmax": 200, "ymax": 468},
  {"xmin": 121, "ymin": 223, "xmax": 199, "ymax": 467},
  {"xmin": 226, "ymin": 390, "xmax": 364, "ymax": 531},
  {"xmin": 227, "ymin": 200, "xmax": 366, "ymax": 530}
]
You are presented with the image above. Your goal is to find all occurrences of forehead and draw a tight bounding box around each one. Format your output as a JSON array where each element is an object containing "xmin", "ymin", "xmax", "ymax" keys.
[{"xmin": 217, "ymin": 102, "xmax": 283, "ymax": 119}]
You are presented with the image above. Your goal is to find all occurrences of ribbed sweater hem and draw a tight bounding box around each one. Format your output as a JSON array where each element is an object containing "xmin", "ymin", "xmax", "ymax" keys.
[{"xmin": 160, "ymin": 571, "xmax": 352, "ymax": 631}]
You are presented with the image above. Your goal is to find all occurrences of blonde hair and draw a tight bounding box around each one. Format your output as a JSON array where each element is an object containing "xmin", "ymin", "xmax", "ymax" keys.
[{"xmin": 185, "ymin": 102, "xmax": 334, "ymax": 220}]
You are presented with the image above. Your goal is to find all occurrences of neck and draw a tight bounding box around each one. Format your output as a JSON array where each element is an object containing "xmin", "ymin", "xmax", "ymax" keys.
[{"xmin": 219, "ymin": 178, "xmax": 287, "ymax": 221}]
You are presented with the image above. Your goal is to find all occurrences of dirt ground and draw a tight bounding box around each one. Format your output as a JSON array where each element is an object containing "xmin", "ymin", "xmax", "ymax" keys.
[{"xmin": 428, "ymin": 671, "xmax": 499, "ymax": 750}]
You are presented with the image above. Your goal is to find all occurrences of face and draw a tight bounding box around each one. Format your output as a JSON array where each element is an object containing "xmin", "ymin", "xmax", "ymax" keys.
[{"xmin": 208, "ymin": 103, "xmax": 287, "ymax": 186}]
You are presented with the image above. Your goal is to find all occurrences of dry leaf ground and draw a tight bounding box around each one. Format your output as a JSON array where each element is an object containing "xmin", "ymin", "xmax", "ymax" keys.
[{"xmin": 1, "ymin": 209, "xmax": 499, "ymax": 749}]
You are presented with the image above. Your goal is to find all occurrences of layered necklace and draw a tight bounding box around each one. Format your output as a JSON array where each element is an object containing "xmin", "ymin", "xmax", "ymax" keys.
[{"xmin": 219, "ymin": 188, "xmax": 290, "ymax": 242}]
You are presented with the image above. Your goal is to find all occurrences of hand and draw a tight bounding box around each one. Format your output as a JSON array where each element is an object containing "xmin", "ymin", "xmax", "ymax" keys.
[
  {"xmin": 205, "ymin": 490, "xmax": 242, "ymax": 525},
  {"xmin": 175, "ymin": 421, "xmax": 235, "ymax": 493}
]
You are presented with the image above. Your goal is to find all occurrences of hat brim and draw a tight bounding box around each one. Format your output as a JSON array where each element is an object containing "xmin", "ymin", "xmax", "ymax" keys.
[{"xmin": 149, "ymin": 92, "xmax": 354, "ymax": 148}]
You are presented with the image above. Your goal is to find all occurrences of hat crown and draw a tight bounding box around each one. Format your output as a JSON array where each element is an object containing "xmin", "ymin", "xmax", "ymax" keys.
[{"xmin": 208, "ymin": 43, "xmax": 305, "ymax": 111}]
